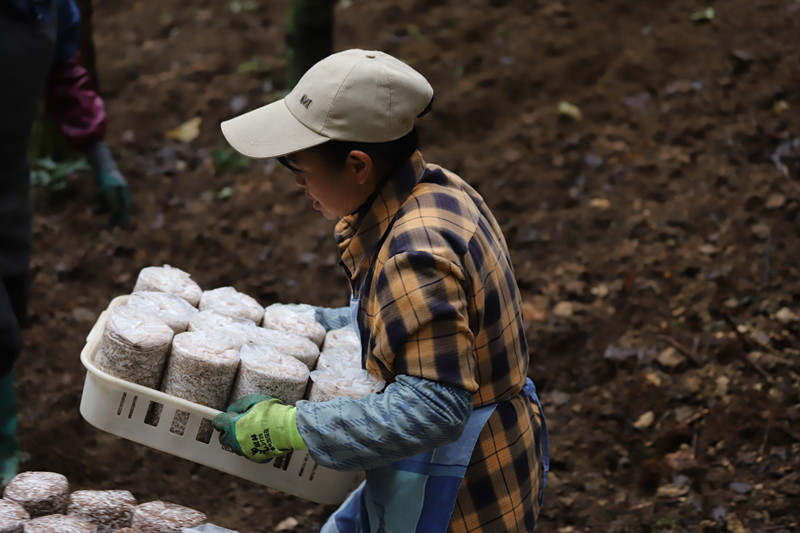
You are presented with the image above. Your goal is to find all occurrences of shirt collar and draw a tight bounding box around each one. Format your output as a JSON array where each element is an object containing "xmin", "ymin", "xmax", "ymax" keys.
[{"xmin": 335, "ymin": 150, "xmax": 426, "ymax": 283}]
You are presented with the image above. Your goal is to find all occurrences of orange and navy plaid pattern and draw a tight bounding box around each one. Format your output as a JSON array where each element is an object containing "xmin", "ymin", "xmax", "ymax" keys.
[{"xmin": 334, "ymin": 151, "xmax": 545, "ymax": 531}]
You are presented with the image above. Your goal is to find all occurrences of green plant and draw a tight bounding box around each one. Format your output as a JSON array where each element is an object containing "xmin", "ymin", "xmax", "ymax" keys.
[
  {"xmin": 211, "ymin": 146, "xmax": 251, "ymax": 173},
  {"xmin": 30, "ymin": 156, "xmax": 89, "ymax": 191}
]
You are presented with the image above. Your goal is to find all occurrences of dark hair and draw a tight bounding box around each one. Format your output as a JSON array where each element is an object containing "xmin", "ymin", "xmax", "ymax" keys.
[{"xmin": 313, "ymin": 127, "xmax": 420, "ymax": 177}]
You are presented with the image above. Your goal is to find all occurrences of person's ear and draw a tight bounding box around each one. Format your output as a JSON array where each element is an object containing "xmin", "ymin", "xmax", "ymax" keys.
[{"xmin": 346, "ymin": 150, "xmax": 373, "ymax": 185}]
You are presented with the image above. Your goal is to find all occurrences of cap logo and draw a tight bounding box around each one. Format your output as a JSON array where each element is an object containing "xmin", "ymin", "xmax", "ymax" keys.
[{"xmin": 300, "ymin": 94, "xmax": 313, "ymax": 109}]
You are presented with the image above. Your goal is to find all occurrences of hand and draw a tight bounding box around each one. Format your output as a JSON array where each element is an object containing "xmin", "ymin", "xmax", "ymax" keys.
[
  {"xmin": 313, "ymin": 306, "xmax": 350, "ymax": 332},
  {"xmin": 212, "ymin": 394, "xmax": 307, "ymax": 463},
  {"xmin": 94, "ymin": 169, "xmax": 131, "ymax": 227}
]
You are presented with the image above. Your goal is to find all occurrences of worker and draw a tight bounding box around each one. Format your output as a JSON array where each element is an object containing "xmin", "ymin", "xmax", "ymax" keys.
[
  {"xmin": 214, "ymin": 49, "xmax": 548, "ymax": 532},
  {"xmin": 0, "ymin": 0, "xmax": 130, "ymax": 485}
]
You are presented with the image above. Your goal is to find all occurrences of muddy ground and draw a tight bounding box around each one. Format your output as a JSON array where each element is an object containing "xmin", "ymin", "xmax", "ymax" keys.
[{"xmin": 15, "ymin": 0, "xmax": 800, "ymax": 531}]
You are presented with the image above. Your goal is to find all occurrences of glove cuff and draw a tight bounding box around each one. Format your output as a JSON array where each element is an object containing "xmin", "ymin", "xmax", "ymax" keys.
[{"xmin": 286, "ymin": 408, "xmax": 307, "ymax": 451}]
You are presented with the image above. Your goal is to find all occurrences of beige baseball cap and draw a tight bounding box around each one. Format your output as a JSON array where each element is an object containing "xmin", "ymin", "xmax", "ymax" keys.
[{"xmin": 220, "ymin": 49, "xmax": 434, "ymax": 159}]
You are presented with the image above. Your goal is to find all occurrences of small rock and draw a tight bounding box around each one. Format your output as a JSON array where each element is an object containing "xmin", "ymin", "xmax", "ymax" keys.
[
  {"xmin": 712, "ymin": 505, "xmax": 728, "ymax": 521},
  {"xmin": 775, "ymin": 307, "xmax": 797, "ymax": 323},
  {"xmin": 584, "ymin": 153, "xmax": 604, "ymax": 169},
  {"xmin": 603, "ymin": 345, "xmax": 641, "ymax": 361},
  {"xmin": 729, "ymin": 481, "xmax": 752, "ymax": 494},
  {"xmin": 230, "ymin": 95, "xmax": 249, "ymax": 113},
  {"xmin": 621, "ymin": 92, "xmax": 651, "ymax": 110},
  {"xmin": 657, "ymin": 347, "xmax": 686, "ymax": 368},
  {"xmin": 633, "ymin": 410, "xmax": 655, "ymax": 429}
]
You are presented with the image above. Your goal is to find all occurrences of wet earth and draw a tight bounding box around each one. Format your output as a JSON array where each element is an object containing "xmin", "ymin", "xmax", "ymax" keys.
[{"xmin": 15, "ymin": 0, "xmax": 800, "ymax": 531}]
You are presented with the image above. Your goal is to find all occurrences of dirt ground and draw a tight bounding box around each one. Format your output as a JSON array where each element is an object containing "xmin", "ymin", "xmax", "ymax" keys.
[{"xmin": 14, "ymin": 0, "xmax": 800, "ymax": 531}]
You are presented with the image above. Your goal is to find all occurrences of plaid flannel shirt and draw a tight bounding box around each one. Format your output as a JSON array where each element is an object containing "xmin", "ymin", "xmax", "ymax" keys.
[{"xmin": 334, "ymin": 151, "xmax": 545, "ymax": 532}]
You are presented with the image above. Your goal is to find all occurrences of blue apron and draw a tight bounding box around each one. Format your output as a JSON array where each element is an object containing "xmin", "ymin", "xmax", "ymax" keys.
[{"xmin": 321, "ymin": 295, "xmax": 550, "ymax": 533}]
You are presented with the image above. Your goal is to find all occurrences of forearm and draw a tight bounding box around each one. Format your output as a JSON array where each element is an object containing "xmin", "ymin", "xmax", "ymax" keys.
[{"xmin": 295, "ymin": 374, "xmax": 473, "ymax": 471}]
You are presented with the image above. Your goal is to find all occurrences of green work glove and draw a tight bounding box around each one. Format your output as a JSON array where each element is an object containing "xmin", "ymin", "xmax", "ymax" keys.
[
  {"xmin": 212, "ymin": 394, "xmax": 306, "ymax": 463},
  {"xmin": 87, "ymin": 142, "xmax": 131, "ymax": 227}
]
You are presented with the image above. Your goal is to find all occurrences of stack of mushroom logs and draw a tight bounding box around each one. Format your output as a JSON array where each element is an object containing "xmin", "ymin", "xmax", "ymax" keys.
[
  {"xmin": 94, "ymin": 265, "xmax": 385, "ymax": 440},
  {"xmin": 0, "ymin": 471, "xmax": 207, "ymax": 533}
]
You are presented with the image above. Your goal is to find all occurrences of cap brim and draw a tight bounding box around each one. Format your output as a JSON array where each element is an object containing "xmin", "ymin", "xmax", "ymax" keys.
[{"xmin": 220, "ymin": 99, "xmax": 329, "ymax": 158}]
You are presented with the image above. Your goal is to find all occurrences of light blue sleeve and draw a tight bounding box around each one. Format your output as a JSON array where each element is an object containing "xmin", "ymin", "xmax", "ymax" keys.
[
  {"xmin": 295, "ymin": 375, "xmax": 473, "ymax": 471},
  {"xmin": 313, "ymin": 306, "xmax": 351, "ymax": 332}
]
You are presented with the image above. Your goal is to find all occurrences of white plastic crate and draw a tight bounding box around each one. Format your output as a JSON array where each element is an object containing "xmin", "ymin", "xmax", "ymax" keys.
[{"xmin": 79, "ymin": 296, "xmax": 357, "ymax": 505}]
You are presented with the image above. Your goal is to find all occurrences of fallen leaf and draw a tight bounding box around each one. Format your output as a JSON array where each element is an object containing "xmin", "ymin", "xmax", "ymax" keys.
[
  {"xmin": 166, "ymin": 117, "xmax": 202, "ymax": 142},
  {"xmin": 656, "ymin": 483, "xmax": 690, "ymax": 498},
  {"xmin": 665, "ymin": 445, "xmax": 696, "ymax": 471},
  {"xmin": 725, "ymin": 513, "xmax": 750, "ymax": 533},
  {"xmin": 765, "ymin": 194, "xmax": 785, "ymax": 209},
  {"xmin": 699, "ymin": 244, "xmax": 719, "ymax": 255},
  {"xmin": 589, "ymin": 198, "xmax": 611, "ymax": 210},
  {"xmin": 590, "ymin": 284, "xmax": 609, "ymax": 298},
  {"xmin": 690, "ymin": 6, "xmax": 715, "ymax": 23},
  {"xmin": 657, "ymin": 347, "xmax": 686, "ymax": 368},
  {"xmin": 633, "ymin": 410, "xmax": 654, "ymax": 429},
  {"xmin": 644, "ymin": 371, "xmax": 663, "ymax": 387},
  {"xmin": 773, "ymin": 100, "xmax": 790, "ymax": 114},
  {"xmin": 557, "ymin": 101, "xmax": 582, "ymax": 121}
]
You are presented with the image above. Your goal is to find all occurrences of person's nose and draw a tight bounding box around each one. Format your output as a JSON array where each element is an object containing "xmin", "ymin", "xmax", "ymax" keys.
[{"xmin": 294, "ymin": 174, "xmax": 306, "ymax": 188}]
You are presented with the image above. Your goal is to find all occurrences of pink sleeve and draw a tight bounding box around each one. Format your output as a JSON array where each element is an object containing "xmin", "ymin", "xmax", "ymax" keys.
[{"xmin": 45, "ymin": 51, "xmax": 107, "ymax": 147}]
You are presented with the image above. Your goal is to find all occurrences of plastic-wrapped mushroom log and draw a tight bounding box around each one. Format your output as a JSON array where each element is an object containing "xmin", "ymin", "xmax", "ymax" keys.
[
  {"xmin": 262, "ymin": 303, "xmax": 325, "ymax": 347},
  {"xmin": 130, "ymin": 501, "xmax": 206, "ymax": 533},
  {"xmin": 199, "ymin": 287, "xmax": 264, "ymax": 324},
  {"xmin": 317, "ymin": 326, "xmax": 362, "ymax": 371},
  {"xmin": 160, "ymin": 330, "xmax": 241, "ymax": 438},
  {"xmin": 3, "ymin": 472, "xmax": 70, "ymax": 518},
  {"xmin": 307, "ymin": 367, "xmax": 385, "ymax": 402},
  {"xmin": 23, "ymin": 515, "xmax": 97, "ymax": 533},
  {"xmin": 66, "ymin": 490, "xmax": 136, "ymax": 533},
  {"xmin": 230, "ymin": 343, "xmax": 310, "ymax": 405},
  {"xmin": 243, "ymin": 326, "xmax": 320, "ymax": 369},
  {"xmin": 189, "ymin": 310, "xmax": 321, "ymax": 369},
  {"xmin": 0, "ymin": 498, "xmax": 29, "ymax": 533},
  {"xmin": 94, "ymin": 304, "xmax": 174, "ymax": 389},
  {"xmin": 126, "ymin": 291, "xmax": 198, "ymax": 334},
  {"xmin": 187, "ymin": 310, "xmax": 255, "ymax": 343},
  {"xmin": 133, "ymin": 265, "xmax": 203, "ymax": 307}
]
